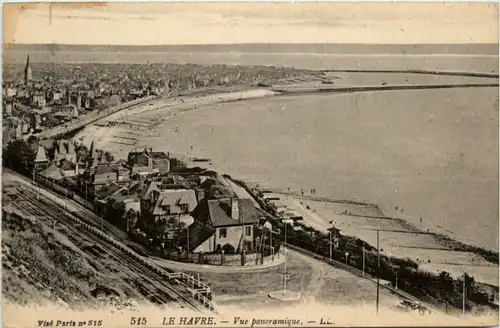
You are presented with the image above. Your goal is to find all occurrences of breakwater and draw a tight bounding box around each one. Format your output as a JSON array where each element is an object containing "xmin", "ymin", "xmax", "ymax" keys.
[{"xmin": 271, "ymin": 83, "xmax": 499, "ymax": 95}]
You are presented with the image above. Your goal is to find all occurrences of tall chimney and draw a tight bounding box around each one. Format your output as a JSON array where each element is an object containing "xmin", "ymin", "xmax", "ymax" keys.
[{"xmin": 231, "ymin": 198, "xmax": 239, "ymax": 221}]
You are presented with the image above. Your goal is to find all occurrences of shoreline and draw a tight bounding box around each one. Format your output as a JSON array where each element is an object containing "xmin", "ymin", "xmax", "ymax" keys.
[
  {"xmin": 224, "ymin": 177, "xmax": 499, "ymax": 289},
  {"xmin": 233, "ymin": 178, "xmax": 499, "ymax": 260},
  {"xmin": 73, "ymin": 76, "xmax": 498, "ymax": 257}
]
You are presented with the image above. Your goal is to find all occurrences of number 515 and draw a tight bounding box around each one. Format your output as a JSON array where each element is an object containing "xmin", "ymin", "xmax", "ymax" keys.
[{"xmin": 130, "ymin": 317, "xmax": 147, "ymax": 326}]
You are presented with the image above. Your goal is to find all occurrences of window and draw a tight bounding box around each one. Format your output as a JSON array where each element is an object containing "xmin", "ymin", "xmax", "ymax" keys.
[
  {"xmin": 179, "ymin": 203, "xmax": 189, "ymax": 214},
  {"xmin": 163, "ymin": 205, "xmax": 170, "ymax": 214},
  {"xmin": 219, "ymin": 228, "xmax": 227, "ymax": 239},
  {"xmin": 245, "ymin": 226, "xmax": 252, "ymax": 236}
]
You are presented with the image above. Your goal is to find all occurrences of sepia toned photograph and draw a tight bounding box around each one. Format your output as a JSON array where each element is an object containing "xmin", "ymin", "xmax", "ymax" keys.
[{"xmin": 1, "ymin": 2, "xmax": 499, "ymax": 327}]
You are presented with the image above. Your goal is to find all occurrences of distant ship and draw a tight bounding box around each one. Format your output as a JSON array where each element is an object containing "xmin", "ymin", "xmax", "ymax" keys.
[{"xmin": 191, "ymin": 157, "xmax": 211, "ymax": 163}]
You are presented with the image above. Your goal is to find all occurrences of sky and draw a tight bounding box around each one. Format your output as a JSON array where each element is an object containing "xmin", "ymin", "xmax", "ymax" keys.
[{"xmin": 3, "ymin": 2, "xmax": 499, "ymax": 45}]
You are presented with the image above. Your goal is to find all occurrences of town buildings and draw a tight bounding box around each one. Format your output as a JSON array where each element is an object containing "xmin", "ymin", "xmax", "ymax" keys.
[
  {"xmin": 190, "ymin": 198, "xmax": 260, "ymax": 253},
  {"xmin": 138, "ymin": 180, "xmax": 197, "ymax": 240},
  {"xmin": 127, "ymin": 148, "xmax": 171, "ymax": 177},
  {"xmin": 89, "ymin": 163, "xmax": 131, "ymax": 194},
  {"xmin": 2, "ymin": 117, "xmax": 24, "ymax": 144},
  {"xmin": 46, "ymin": 139, "xmax": 77, "ymax": 163}
]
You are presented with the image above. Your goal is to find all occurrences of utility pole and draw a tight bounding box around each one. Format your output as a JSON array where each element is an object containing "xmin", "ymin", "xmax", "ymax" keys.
[
  {"xmin": 187, "ymin": 224, "xmax": 190, "ymax": 254},
  {"xmin": 284, "ymin": 221, "xmax": 288, "ymax": 295},
  {"xmin": 362, "ymin": 245, "xmax": 366, "ymax": 276},
  {"xmin": 376, "ymin": 228, "xmax": 380, "ymax": 314},
  {"xmin": 329, "ymin": 230, "xmax": 332, "ymax": 261},
  {"xmin": 462, "ymin": 272, "xmax": 466, "ymax": 316},
  {"xmin": 270, "ymin": 226, "xmax": 273, "ymax": 260},
  {"xmin": 240, "ymin": 205, "xmax": 245, "ymax": 253},
  {"xmin": 32, "ymin": 170, "xmax": 39, "ymax": 199}
]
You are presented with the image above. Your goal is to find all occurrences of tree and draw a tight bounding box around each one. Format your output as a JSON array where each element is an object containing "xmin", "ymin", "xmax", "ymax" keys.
[
  {"xmin": 125, "ymin": 209, "xmax": 138, "ymax": 232},
  {"xmin": 106, "ymin": 199, "xmax": 126, "ymax": 223},
  {"xmin": 165, "ymin": 217, "xmax": 187, "ymax": 243},
  {"xmin": 438, "ymin": 271, "xmax": 454, "ymax": 293},
  {"xmin": 206, "ymin": 185, "xmax": 234, "ymax": 199},
  {"xmin": 3, "ymin": 140, "xmax": 36, "ymax": 173},
  {"xmin": 27, "ymin": 135, "xmax": 39, "ymax": 145},
  {"xmin": 104, "ymin": 151, "xmax": 114, "ymax": 163}
]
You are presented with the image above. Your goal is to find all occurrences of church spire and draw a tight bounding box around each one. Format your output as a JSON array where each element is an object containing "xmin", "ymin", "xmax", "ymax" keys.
[{"xmin": 24, "ymin": 53, "xmax": 32, "ymax": 85}]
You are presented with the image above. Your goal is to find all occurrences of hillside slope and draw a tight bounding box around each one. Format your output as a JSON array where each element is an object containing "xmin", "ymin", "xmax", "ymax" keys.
[{"xmin": 2, "ymin": 204, "xmax": 144, "ymax": 311}]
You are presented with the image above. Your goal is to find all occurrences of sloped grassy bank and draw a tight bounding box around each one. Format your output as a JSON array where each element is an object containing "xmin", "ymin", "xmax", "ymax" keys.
[{"xmin": 225, "ymin": 175, "xmax": 498, "ymax": 316}]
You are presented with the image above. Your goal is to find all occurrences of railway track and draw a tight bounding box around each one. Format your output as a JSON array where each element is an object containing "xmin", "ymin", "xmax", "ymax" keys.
[{"xmin": 10, "ymin": 185, "xmax": 209, "ymax": 313}]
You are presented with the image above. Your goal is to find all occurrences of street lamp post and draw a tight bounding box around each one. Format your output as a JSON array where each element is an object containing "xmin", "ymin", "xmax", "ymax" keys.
[
  {"xmin": 32, "ymin": 170, "xmax": 39, "ymax": 199},
  {"xmin": 462, "ymin": 272, "xmax": 466, "ymax": 316},
  {"xmin": 376, "ymin": 228, "xmax": 380, "ymax": 314},
  {"xmin": 269, "ymin": 226, "xmax": 273, "ymax": 261},
  {"xmin": 283, "ymin": 221, "xmax": 288, "ymax": 295}
]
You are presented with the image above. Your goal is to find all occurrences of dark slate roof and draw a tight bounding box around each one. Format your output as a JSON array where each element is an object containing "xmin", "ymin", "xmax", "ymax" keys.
[
  {"xmin": 152, "ymin": 189, "xmax": 198, "ymax": 216},
  {"xmin": 138, "ymin": 180, "xmax": 160, "ymax": 200},
  {"xmin": 94, "ymin": 182, "xmax": 123, "ymax": 200},
  {"xmin": 128, "ymin": 149, "xmax": 169, "ymax": 163},
  {"xmin": 151, "ymin": 152, "xmax": 169, "ymax": 160},
  {"xmin": 39, "ymin": 163, "xmax": 64, "ymax": 181},
  {"xmin": 109, "ymin": 194, "xmax": 140, "ymax": 203},
  {"xmin": 59, "ymin": 158, "xmax": 76, "ymax": 171},
  {"xmin": 192, "ymin": 198, "xmax": 259, "ymax": 228}
]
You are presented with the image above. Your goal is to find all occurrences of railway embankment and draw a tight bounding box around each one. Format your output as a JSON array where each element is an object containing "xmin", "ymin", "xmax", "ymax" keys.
[{"xmin": 2, "ymin": 172, "xmax": 218, "ymax": 313}]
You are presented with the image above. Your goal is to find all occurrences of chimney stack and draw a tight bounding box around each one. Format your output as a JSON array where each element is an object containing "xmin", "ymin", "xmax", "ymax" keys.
[{"xmin": 231, "ymin": 198, "xmax": 239, "ymax": 221}]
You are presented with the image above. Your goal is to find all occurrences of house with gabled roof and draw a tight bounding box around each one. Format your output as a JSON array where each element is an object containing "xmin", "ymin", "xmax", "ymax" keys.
[
  {"xmin": 189, "ymin": 198, "xmax": 260, "ymax": 253},
  {"xmin": 127, "ymin": 147, "xmax": 170, "ymax": 178},
  {"xmin": 53, "ymin": 139, "xmax": 77, "ymax": 163},
  {"xmin": 90, "ymin": 163, "xmax": 131, "ymax": 194},
  {"xmin": 139, "ymin": 181, "xmax": 198, "ymax": 242}
]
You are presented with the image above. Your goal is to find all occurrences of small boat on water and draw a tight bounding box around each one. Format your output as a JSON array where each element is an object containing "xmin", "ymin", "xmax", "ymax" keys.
[{"xmin": 191, "ymin": 157, "xmax": 212, "ymax": 162}]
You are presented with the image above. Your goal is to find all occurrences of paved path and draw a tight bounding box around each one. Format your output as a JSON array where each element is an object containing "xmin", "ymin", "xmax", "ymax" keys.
[{"xmin": 292, "ymin": 249, "xmax": 325, "ymax": 304}]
